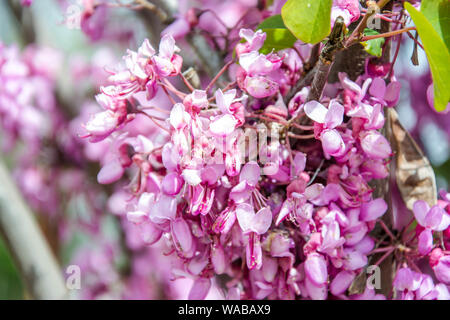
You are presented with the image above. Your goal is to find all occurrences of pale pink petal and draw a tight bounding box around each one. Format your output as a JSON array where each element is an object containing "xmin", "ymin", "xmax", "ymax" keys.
[
  {"xmin": 369, "ymin": 77, "xmax": 386, "ymax": 100},
  {"xmin": 236, "ymin": 203, "xmax": 255, "ymax": 233},
  {"xmin": 413, "ymin": 200, "xmax": 431, "ymax": 227},
  {"xmin": 321, "ymin": 129, "xmax": 345, "ymax": 157},
  {"xmin": 171, "ymin": 218, "xmax": 194, "ymax": 257},
  {"xmin": 252, "ymin": 207, "xmax": 272, "ymax": 235},
  {"xmin": 304, "ymin": 253, "xmax": 328, "ymax": 285},
  {"xmin": 330, "ymin": 271, "xmax": 355, "ymax": 296},
  {"xmin": 418, "ymin": 229, "xmax": 433, "ymax": 255},
  {"xmin": 240, "ymin": 161, "xmax": 260, "ymax": 186},
  {"xmin": 324, "ymin": 100, "xmax": 344, "ymax": 129},
  {"xmin": 162, "ymin": 172, "xmax": 184, "ymax": 195},
  {"xmin": 304, "ymin": 100, "xmax": 327, "ymax": 123},
  {"xmin": 209, "ymin": 114, "xmax": 238, "ymax": 136},
  {"xmin": 97, "ymin": 159, "xmax": 124, "ymax": 184},
  {"xmin": 359, "ymin": 198, "xmax": 388, "ymax": 221},
  {"xmin": 244, "ymin": 76, "xmax": 278, "ymax": 98},
  {"xmin": 188, "ymin": 278, "xmax": 211, "ymax": 300}
]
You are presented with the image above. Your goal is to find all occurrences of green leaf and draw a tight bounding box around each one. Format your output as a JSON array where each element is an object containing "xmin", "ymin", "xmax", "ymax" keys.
[
  {"xmin": 420, "ymin": 0, "xmax": 450, "ymax": 51},
  {"xmin": 257, "ymin": 14, "xmax": 287, "ymax": 30},
  {"xmin": 259, "ymin": 28, "xmax": 297, "ymax": 54},
  {"xmin": 405, "ymin": 2, "xmax": 450, "ymax": 112},
  {"xmin": 361, "ymin": 28, "xmax": 385, "ymax": 57},
  {"xmin": 281, "ymin": 0, "xmax": 332, "ymax": 44}
]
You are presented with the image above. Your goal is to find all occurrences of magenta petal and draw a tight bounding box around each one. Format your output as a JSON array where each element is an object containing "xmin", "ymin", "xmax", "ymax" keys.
[
  {"xmin": 360, "ymin": 130, "xmax": 392, "ymax": 159},
  {"xmin": 236, "ymin": 203, "xmax": 255, "ymax": 233},
  {"xmin": 436, "ymin": 283, "xmax": 450, "ymax": 300},
  {"xmin": 330, "ymin": 271, "xmax": 355, "ymax": 296},
  {"xmin": 97, "ymin": 159, "xmax": 124, "ymax": 184},
  {"xmin": 344, "ymin": 223, "xmax": 368, "ymax": 246},
  {"xmin": 292, "ymin": 152, "xmax": 307, "ymax": 176},
  {"xmin": 188, "ymin": 278, "xmax": 211, "ymax": 300},
  {"xmin": 188, "ymin": 255, "xmax": 209, "ymax": 276},
  {"xmin": 171, "ymin": 218, "xmax": 194, "ymax": 258},
  {"xmin": 246, "ymin": 233, "xmax": 262, "ymax": 270},
  {"xmin": 425, "ymin": 205, "xmax": 450, "ymax": 231},
  {"xmin": 434, "ymin": 256, "xmax": 450, "ymax": 284},
  {"xmin": 212, "ymin": 207, "xmax": 236, "ymax": 234},
  {"xmin": 359, "ymin": 198, "xmax": 388, "ymax": 221},
  {"xmin": 239, "ymin": 161, "xmax": 260, "ymax": 186},
  {"xmin": 393, "ymin": 268, "xmax": 422, "ymax": 291},
  {"xmin": 418, "ymin": 229, "xmax": 433, "ymax": 255},
  {"xmin": 321, "ymin": 129, "xmax": 345, "ymax": 157},
  {"xmin": 304, "ymin": 253, "xmax": 328, "ymax": 285},
  {"xmin": 352, "ymin": 236, "xmax": 375, "ymax": 254},
  {"xmin": 244, "ymin": 76, "xmax": 278, "ymax": 98},
  {"xmin": 342, "ymin": 249, "xmax": 367, "ymax": 271},
  {"xmin": 162, "ymin": 172, "xmax": 184, "ymax": 195},
  {"xmin": 138, "ymin": 221, "xmax": 163, "ymax": 245},
  {"xmin": 305, "ymin": 276, "xmax": 328, "ymax": 300},
  {"xmin": 369, "ymin": 77, "xmax": 386, "ymax": 100},
  {"xmin": 413, "ymin": 200, "xmax": 430, "ymax": 227},
  {"xmin": 126, "ymin": 210, "xmax": 148, "ymax": 224},
  {"xmin": 252, "ymin": 207, "xmax": 272, "ymax": 235},
  {"xmin": 384, "ymin": 81, "xmax": 401, "ymax": 106},
  {"xmin": 230, "ymin": 181, "xmax": 252, "ymax": 203},
  {"xmin": 262, "ymin": 255, "xmax": 278, "ymax": 283},
  {"xmin": 150, "ymin": 194, "xmax": 177, "ymax": 222},
  {"xmin": 324, "ymin": 100, "xmax": 344, "ymax": 129}
]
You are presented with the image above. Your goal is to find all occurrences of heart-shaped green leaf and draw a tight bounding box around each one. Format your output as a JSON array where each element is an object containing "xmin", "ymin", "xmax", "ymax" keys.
[
  {"xmin": 281, "ymin": 0, "xmax": 332, "ymax": 44},
  {"xmin": 361, "ymin": 28, "xmax": 385, "ymax": 58},
  {"xmin": 259, "ymin": 29, "xmax": 297, "ymax": 54},
  {"xmin": 405, "ymin": 2, "xmax": 450, "ymax": 112},
  {"xmin": 420, "ymin": 0, "xmax": 450, "ymax": 51},
  {"xmin": 257, "ymin": 15, "xmax": 287, "ymax": 30}
]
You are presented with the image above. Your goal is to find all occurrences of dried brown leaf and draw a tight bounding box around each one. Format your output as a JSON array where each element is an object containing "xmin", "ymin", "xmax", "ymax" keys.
[{"xmin": 386, "ymin": 108, "xmax": 437, "ymax": 210}]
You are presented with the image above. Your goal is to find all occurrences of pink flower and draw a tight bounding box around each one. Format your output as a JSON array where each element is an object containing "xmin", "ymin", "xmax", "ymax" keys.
[
  {"xmin": 359, "ymin": 198, "xmax": 388, "ymax": 221},
  {"xmin": 330, "ymin": 270, "xmax": 355, "ymax": 296},
  {"xmin": 212, "ymin": 205, "xmax": 237, "ymax": 234},
  {"xmin": 304, "ymin": 99, "xmax": 346, "ymax": 158},
  {"xmin": 235, "ymin": 29, "xmax": 266, "ymax": 57},
  {"xmin": 236, "ymin": 203, "xmax": 272, "ymax": 235},
  {"xmin": 188, "ymin": 278, "xmax": 211, "ymax": 300},
  {"xmin": 360, "ymin": 130, "xmax": 392, "ymax": 159},
  {"xmin": 236, "ymin": 31, "xmax": 282, "ymax": 98},
  {"xmin": 430, "ymin": 249, "xmax": 450, "ymax": 284},
  {"xmin": 304, "ymin": 253, "xmax": 328, "ymax": 286},
  {"xmin": 171, "ymin": 218, "xmax": 195, "ymax": 258},
  {"xmin": 230, "ymin": 161, "xmax": 260, "ymax": 203},
  {"xmin": 84, "ymin": 110, "xmax": 119, "ymax": 143},
  {"xmin": 369, "ymin": 77, "xmax": 401, "ymax": 107},
  {"xmin": 152, "ymin": 35, "xmax": 183, "ymax": 77},
  {"xmin": 413, "ymin": 200, "xmax": 450, "ymax": 231},
  {"xmin": 209, "ymin": 89, "xmax": 246, "ymax": 136},
  {"xmin": 331, "ymin": 0, "xmax": 360, "ymax": 27}
]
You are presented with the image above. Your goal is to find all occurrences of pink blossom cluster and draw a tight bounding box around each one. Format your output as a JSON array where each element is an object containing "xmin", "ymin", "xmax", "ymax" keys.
[
  {"xmin": 80, "ymin": 18, "xmax": 450, "ymax": 299},
  {"xmin": 0, "ymin": 42, "xmax": 183, "ymax": 299},
  {"xmin": 2, "ymin": 0, "xmax": 450, "ymax": 301}
]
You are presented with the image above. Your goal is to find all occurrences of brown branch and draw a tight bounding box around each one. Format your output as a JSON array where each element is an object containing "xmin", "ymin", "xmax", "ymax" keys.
[{"xmin": 345, "ymin": 0, "xmax": 392, "ymax": 47}]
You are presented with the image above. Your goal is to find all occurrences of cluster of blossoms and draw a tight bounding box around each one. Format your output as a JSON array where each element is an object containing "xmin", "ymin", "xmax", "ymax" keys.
[
  {"xmin": 0, "ymin": 42, "xmax": 192, "ymax": 299},
  {"xmin": 4, "ymin": 0, "xmax": 449, "ymax": 300},
  {"xmin": 81, "ymin": 10, "xmax": 450, "ymax": 298}
]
